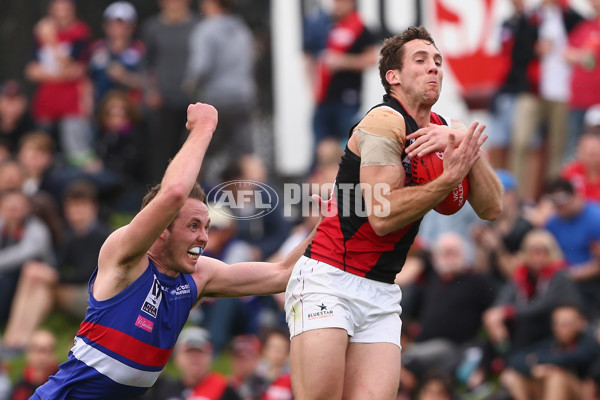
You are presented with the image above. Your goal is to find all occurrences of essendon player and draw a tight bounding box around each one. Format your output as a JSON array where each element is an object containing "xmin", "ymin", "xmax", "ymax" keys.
[{"xmin": 285, "ymin": 26, "xmax": 503, "ymax": 400}]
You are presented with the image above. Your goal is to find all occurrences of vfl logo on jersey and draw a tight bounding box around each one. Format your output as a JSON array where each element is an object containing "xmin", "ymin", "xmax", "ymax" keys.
[
  {"xmin": 307, "ymin": 302, "xmax": 334, "ymax": 320},
  {"xmin": 141, "ymin": 275, "xmax": 163, "ymax": 318}
]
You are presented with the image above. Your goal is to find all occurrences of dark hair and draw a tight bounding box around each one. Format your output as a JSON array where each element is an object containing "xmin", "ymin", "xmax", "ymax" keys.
[
  {"xmin": 417, "ymin": 371, "xmax": 455, "ymax": 400},
  {"xmin": 216, "ymin": 0, "xmax": 235, "ymax": 12},
  {"xmin": 18, "ymin": 131, "xmax": 56, "ymax": 154},
  {"xmin": 259, "ymin": 326, "xmax": 290, "ymax": 346},
  {"xmin": 97, "ymin": 89, "xmax": 141, "ymax": 129},
  {"xmin": 141, "ymin": 181, "xmax": 206, "ymax": 210},
  {"xmin": 378, "ymin": 26, "xmax": 437, "ymax": 94},
  {"xmin": 63, "ymin": 179, "xmax": 98, "ymax": 203},
  {"xmin": 552, "ymin": 303, "xmax": 585, "ymax": 318},
  {"xmin": 220, "ymin": 159, "xmax": 242, "ymax": 182},
  {"xmin": 545, "ymin": 178, "xmax": 575, "ymax": 196}
]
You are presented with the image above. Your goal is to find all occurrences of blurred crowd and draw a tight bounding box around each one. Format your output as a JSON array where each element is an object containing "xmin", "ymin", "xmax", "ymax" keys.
[{"xmin": 1, "ymin": 0, "xmax": 600, "ymax": 399}]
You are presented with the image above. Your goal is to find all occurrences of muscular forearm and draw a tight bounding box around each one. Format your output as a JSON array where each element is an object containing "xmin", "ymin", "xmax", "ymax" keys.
[
  {"xmin": 371, "ymin": 175, "xmax": 457, "ymax": 236},
  {"xmin": 467, "ymin": 157, "xmax": 503, "ymax": 220},
  {"xmin": 160, "ymin": 116, "xmax": 213, "ymax": 197},
  {"xmin": 204, "ymin": 213, "xmax": 320, "ymax": 297}
]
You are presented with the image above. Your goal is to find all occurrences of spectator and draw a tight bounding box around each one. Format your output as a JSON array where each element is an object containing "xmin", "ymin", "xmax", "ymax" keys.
[
  {"xmin": 0, "ymin": 141, "xmax": 9, "ymax": 165},
  {"xmin": 415, "ymin": 373, "xmax": 456, "ymax": 400},
  {"xmin": 141, "ymin": 0, "xmax": 199, "ymax": 184},
  {"xmin": 260, "ymin": 373, "xmax": 292, "ymax": 400},
  {"xmin": 564, "ymin": 0, "xmax": 600, "ymax": 159},
  {"xmin": 8, "ymin": 329, "xmax": 58, "ymax": 400},
  {"xmin": 88, "ymin": 1, "xmax": 145, "ymax": 109},
  {"xmin": 584, "ymin": 103, "xmax": 600, "ymax": 134},
  {"xmin": 509, "ymin": 0, "xmax": 583, "ymax": 201},
  {"xmin": 0, "ymin": 80, "xmax": 35, "ymax": 155},
  {"xmin": 501, "ymin": 305, "xmax": 600, "ymax": 400},
  {"xmin": 472, "ymin": 169, "xmax": 534, "ymax": 283},
  {"xmin": 141, "ymin": 327, "xmax": 240, "ymax": 400},
  {"xmin": 545, "ymin": 178, "xmax": 600, "ymax": 321},
  {"xmin": 417, "ymin": 201, "xmax": 481, "ymax": 265},
  {"xmin": 0, "ymin": 158, "xmax": 64, "ymax": 249},
  {"xmin": 483, "ymin": 229, "xmax": 583, "ymax": 358},
  {"xmin": 2, "ymin": 180, "xmax": 110, "ymax": 351},
  {"xmin": 400, "ymin": 233, "xmax": 496, "ymax": 390},
  {"xmin": 92, "ymin": 89, "xmax": 148, "ymax": 211},
  {"xmin": 227, "ymin": 334, "xmax": 264, "ymax": 400},
  {"xmin": 0, "ymin": 190, "xmax": 55, "ymax": 326},
  {"xmin": 0, "ymin": 352, "xmax": 10, "ymax": 400},
  {"xmin": 310, "ymin": 137, "xmax": 344, "ymax": 191},
  {"xmin": 255, "ymin": 329, "xmax": 291, "ymax": 400},
  {"xmin": 486, "ymin": 0, "xmax": 538, "ymax": 170},
  {"xmin": 303, "ymin": 0, "xmax": 378, "ymax": 146},
  {"xmin": 25, "ymin": 0, "xmax": 94, "ymax": 168},
  {"xmin": 560, "ymin": 131, "xmax": 600, "ymax": 203},
  {"xmin": 588, "ymin": 327, "xmax": 600, "ymax": 400},
  {"xmin": 183, "ymin": 0, "xmax": 257, "ymax": 185},
  {"xmin": 218, "ymin": 155, "xmax": 291, "ymax": 261},
  {"xmin": 16, "ymin": 131, "xmax": 73, "ymax": 208},
  {"xmin": 0, "ymin": 160, "xmax": 26, "ymax": 194}
]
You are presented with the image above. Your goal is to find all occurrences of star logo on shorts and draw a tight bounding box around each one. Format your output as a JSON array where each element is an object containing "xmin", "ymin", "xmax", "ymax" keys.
[{"xmin": 308, "ymin": 302, "xmax": 334, "ymax": 319}]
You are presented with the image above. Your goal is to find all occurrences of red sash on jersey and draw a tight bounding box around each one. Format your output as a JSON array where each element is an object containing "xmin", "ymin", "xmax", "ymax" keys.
[
  {"xmin": 187, "ymin": 372, "xmax": 228, "ymax": 400},
  {"xmin": 314, "ymin": 11, "xmax": 365, "ymax": 103}
]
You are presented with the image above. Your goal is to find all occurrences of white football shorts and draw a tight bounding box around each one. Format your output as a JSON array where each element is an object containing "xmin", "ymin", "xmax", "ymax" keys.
[{"xmin": 285, "ymin": 256, "xmax": 403, "ymax": 348}]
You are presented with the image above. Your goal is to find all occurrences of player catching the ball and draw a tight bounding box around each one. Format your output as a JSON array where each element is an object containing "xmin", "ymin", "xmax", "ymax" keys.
[{"xmin": 285, "ymin": 26, "xmax": 503, "ymax": 400}]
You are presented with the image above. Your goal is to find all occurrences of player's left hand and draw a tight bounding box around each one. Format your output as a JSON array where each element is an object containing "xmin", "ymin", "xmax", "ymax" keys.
[{"xmin": 406, "ymin": 125, "xmax": 466, "ymax": 158}]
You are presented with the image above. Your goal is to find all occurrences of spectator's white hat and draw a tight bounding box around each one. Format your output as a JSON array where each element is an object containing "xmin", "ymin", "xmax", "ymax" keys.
[
  {"xmin": 103, "ymin": 1, "xmax": 137, "ymax": 23},
  {"xmin": 584, "ymin": 104, "xmax": 600, "ymax": 128},
  {"xmin": 207, "ymin": 202, "xmax": 235, "ymax": 230},
  {"xmin": 176, "ymin": 327, "xmax": 211, "ymax": 351}
]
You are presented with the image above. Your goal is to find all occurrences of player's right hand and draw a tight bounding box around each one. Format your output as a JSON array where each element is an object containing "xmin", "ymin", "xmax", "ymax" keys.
[
  {"xmin": 440, "ymin": 121, "xmax": 486, "ymax": 187},
  {"xmin": 186, "ymin": 102, "xmax": 218, "ymax": 134}
]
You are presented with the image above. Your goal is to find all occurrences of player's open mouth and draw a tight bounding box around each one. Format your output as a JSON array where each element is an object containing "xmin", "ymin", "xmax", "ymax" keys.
[{"xmin": 188, "ymin": 247, "xmax": 202, "ymax": 260}]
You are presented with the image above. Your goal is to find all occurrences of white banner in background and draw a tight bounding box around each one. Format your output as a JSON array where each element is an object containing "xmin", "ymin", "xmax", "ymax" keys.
[{"xmin": 271, "ymin": 0, "xmax": 592, "ymax": 176}]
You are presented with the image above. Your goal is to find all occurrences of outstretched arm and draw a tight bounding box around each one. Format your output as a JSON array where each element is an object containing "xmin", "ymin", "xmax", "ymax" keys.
[
  {"xmin": 197, "ymin": 201, "xmax": 322, "ymax": 298},
  {"xmin": 99, "ymin": 103, "xmax": 217, "ymax": 271}
]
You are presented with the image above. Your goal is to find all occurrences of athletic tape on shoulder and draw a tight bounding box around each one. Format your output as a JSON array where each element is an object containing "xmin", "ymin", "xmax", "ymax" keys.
[{"xmin": 355, "ymin": 128, "xmax": 403, "ymax": 167}]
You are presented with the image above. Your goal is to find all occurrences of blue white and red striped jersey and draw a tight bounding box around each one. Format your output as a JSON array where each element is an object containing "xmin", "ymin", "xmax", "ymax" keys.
[{"xmin": 33, "ymin": 258, "xmax": 198, "ymax": 399}]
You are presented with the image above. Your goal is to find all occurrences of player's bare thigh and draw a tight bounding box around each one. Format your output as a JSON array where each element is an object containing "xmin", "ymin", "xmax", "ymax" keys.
[
  {"xmin": 290, "ymin": 327, "xmax": 349, "ymax": 400},
  {"xmin": 343, "ymin": 342, "xmax": 401, "ymax": 400}
]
